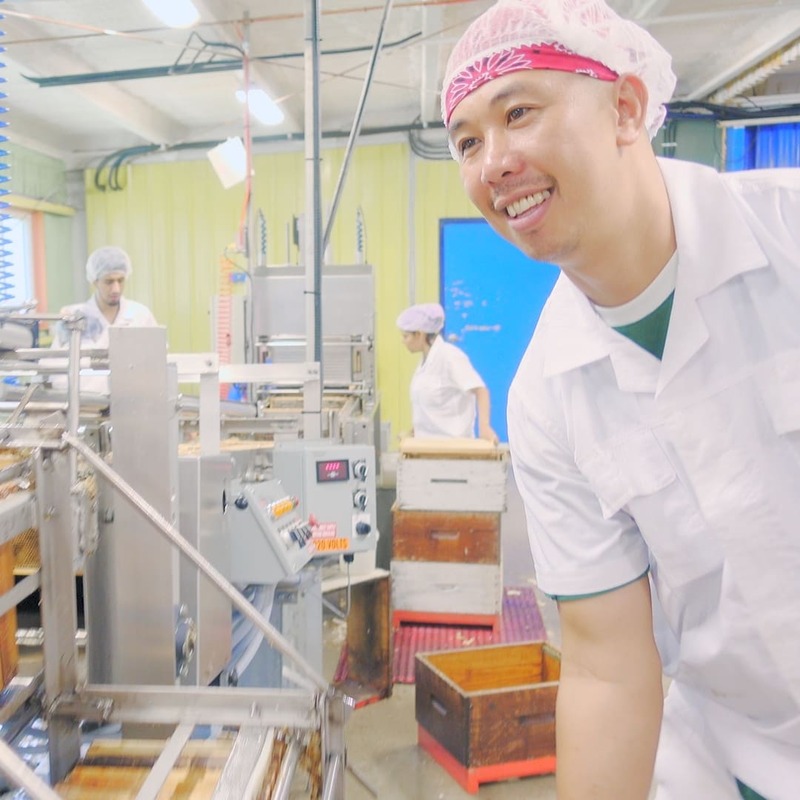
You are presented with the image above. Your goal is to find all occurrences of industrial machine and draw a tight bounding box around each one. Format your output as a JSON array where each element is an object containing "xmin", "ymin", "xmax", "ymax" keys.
[
  {"xmin": 272, "ymin": 439, "xmax": 378, "ymax": 561},
  {"xmin": 0, "ymin": 321, "xmax": 350, "ymax": 798},
  {"xmin": 211, "ymin": 264, "xmax": 381, "ymax": 450}
]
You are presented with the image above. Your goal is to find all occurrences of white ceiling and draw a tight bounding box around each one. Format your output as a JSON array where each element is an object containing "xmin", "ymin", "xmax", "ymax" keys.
[{"xmin": 4, "ymin": 0, "xmax": 800, "ymax": 169}]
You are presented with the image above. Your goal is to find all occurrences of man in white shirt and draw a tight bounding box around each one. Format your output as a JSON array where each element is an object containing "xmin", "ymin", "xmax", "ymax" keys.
[
  {"xmin": 442, "ymin": 1, "xmax": 800, "ymax": 799},
  {"xmin": 50, "ymin": 246, "xmax": 158, "ymax": 394}
]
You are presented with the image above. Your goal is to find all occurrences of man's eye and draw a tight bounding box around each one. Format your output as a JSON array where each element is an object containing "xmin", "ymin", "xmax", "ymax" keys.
[
  {"xmin": 508, "ymin": 107, "xmax": 526, "ymax": 121},
  {"xmin": 458, "ymin": 137, "xmax": 478, "ymax": 155}
]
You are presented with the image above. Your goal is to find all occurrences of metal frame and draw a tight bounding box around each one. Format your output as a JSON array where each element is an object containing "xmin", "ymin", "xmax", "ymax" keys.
[{"xmin": 0, "ymin": 333, "xmax": 348, "ymax": 799}]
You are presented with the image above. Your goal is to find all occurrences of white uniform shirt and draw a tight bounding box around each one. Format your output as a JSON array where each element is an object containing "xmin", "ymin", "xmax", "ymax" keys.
[
  {"xmin": 51, "ymin": 295, "xmax": 158, "ymax": 394},
  {"xmin": 508, "ymin": 158, "xmax": 800, "ymax": 798},
  {"xmin": 411, "ymin": 335, "xmax": 485, "ymax": 438}
]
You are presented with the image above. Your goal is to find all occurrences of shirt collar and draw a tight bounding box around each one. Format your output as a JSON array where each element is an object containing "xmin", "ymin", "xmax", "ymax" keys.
[{"xmin": 542, "ymin": 158, "xmax": 769, "ymax": 380}]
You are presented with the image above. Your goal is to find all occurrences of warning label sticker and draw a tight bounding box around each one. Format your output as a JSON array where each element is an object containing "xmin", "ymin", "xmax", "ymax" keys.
[
  {"xmin": 312, "ymin": 522, "xmax": 338, "ymax": 538},
  {"xmin": 313, "ymin": 537, "xmax": 350, "ymax": 552}
]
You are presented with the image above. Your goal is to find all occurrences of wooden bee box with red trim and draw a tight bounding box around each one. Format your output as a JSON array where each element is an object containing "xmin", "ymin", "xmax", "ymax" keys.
[{"xmin": 415, "ymin": 641, "xmax": 560, "ymax": 793}]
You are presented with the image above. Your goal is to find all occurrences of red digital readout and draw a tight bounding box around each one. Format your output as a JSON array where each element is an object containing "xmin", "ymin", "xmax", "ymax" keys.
[{"xmin": 316, "ymin": 459, "xmax": 350, "ymax": 483}]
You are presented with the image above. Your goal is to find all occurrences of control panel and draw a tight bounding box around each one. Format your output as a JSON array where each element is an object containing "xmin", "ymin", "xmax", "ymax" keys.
[
  {"xmin": 227, "ymin": 477, "xmax": 316, "ymax": 584},
  {"xmin": 272, "ymin": 440, "xmax": 378, "ymax": 557}
]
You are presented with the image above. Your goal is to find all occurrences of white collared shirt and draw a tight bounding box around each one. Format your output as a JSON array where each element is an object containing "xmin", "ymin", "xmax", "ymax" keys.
[
  {"xmin": 51, "ymin": 294, "xmax": 158, "ymax": 394},
  {"xmin": 508, "ymin": 158, "xmax": 800, "ymax": 797},
  {"xmin": 410, "ymin": 335, "xmax": 485, "ymax": 438}
]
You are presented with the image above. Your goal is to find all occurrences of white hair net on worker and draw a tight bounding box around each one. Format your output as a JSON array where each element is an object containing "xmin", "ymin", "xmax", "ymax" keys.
[
  {"xmin": 85, "ymin": 246, "xmax": 132, "ymax": 283},
  {"xmin": 396, "ymin": 303, "xmax": 445, "ymax": 334},
  {"xmin": 442, "ymin": 0, "xmax": 676, "ymax": 142}
]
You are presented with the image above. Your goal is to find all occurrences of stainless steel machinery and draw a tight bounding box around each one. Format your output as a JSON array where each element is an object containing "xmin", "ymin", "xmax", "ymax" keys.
[
  {"xmin": 0, "ymin": 320, "xmax": 350, "ymax": 798},
  {"xmin": 210, "ymin": 264, "xmax": 381, "ymax": 450},
  {"xmin": 272, "ymin": 439, "xmax": 378, "ymax": 561}
]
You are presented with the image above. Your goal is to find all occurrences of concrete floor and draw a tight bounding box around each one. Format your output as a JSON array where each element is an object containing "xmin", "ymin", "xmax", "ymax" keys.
[{"xmin": 329, "ymin": 471, "xmax": 560, "ymax": 799}]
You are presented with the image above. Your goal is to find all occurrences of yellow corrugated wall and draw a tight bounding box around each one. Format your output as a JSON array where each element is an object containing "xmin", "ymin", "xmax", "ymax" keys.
[{"xmin": 84, "ymin": 140, "xmax": 480, "ymax": 446}]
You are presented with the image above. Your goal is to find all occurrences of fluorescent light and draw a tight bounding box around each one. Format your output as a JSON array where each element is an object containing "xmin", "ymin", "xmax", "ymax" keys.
[
  {"xmin": 141, "ymin": 0, "xmax": 199, "ymax": 29},
  {"xmin": 236, "ymin": 88, "xmax": 285, "ymax": 126}
]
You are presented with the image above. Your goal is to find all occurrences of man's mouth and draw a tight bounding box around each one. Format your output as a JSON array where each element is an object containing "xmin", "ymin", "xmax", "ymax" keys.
[{"xmin": 505, "ymin": 189, "xmax": 551, "ymax": 218}]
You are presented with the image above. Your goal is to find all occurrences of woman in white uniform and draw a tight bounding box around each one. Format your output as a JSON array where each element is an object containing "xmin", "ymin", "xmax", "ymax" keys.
[{"xmin": 397, "ymin": 302, "xmax": 498, "ymax": 443}]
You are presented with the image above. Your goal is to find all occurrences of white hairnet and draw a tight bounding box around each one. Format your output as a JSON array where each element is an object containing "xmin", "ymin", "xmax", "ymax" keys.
[
  {"xmin": 396, "ymin": 303, "xmax": 445, "ymax": 334},
  {"xmin": 442, "ymin": 0, "xmax": 676, "ymax": 140},
  {"xmin": 85, "ymin": 246, "xmax": 132, "ymax": 283}
]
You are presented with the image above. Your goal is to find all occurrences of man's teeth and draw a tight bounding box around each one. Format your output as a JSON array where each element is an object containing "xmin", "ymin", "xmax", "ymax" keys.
[{"xmin": 506, "ymin": 190, "xmax": 551, "ymax": 218}]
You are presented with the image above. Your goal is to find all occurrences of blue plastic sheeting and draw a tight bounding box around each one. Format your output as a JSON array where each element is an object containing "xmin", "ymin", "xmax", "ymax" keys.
[
  {"xmin": 439, "ymin": 218, "xmax": 559, "ymax": 443},
  {"xmin": 726, "ymin": 123, "xmax": 800, "ymax": 170}
]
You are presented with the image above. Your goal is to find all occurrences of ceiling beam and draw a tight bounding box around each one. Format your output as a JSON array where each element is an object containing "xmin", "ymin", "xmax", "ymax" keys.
[
  {"xmin": 5, "ymin": 16, "xmax": 187, "ymax": 145},
  {"xmin": 681, "ymin": 12, "xmax": 800, "ymax": 101}
]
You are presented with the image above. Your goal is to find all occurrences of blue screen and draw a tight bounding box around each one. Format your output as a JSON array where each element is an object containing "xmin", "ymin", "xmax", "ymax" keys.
[{"xmin": 440, "ymin": 219, "xmax": 560, "ymax": 443}]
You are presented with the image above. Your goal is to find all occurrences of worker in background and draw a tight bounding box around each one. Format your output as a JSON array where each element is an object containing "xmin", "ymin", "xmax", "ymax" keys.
[
  {"xmin": 443, "ymin": 1, "xmax": 799, "ymax": 799},
  {"xmin": 50, "ymin": 245, "xmax": 158, "ymax": 393},
  {"xmin": 397, "ymin": 302, "xmax": 498, "ymax": 444}
]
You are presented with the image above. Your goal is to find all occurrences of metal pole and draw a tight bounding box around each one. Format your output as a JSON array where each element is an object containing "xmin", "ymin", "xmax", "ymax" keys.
[
  {"xmin": 64, "ymin": 433, "xmax": 329, "ymax": 692},
  {"xmin": 323, "ymin": 0, "xmax": 395, "ymax": 252},
  {"xmin": 304, "ymin": 0, "xmax": 323, "ymax": 439},
  {"xmin": 67, "ymin": 322, "xmax": 82, "ymax": 485}
]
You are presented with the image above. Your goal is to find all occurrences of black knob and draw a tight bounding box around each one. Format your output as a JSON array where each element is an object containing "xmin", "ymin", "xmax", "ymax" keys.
[
  {"xmin": 234, "ymin": 495, "xmax": 248, "ymax": 510},
  {"xmin": 355, "ymin": 521, "xmax": 371, "ymax": 536}
]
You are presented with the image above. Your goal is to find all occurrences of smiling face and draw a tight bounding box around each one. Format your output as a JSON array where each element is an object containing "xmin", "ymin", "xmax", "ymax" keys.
[{"xmin": 448, "ymin": 69, "xmax": 628, "ymax": 277}]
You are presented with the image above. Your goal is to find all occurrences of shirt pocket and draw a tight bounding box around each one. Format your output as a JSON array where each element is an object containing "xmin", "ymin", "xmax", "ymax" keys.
[
  {"xmin": 755, "ymin": 348, "xmax": 800, "ymax": 437},
  {"xmin": 577, "ymin": 428, "xmax": 677, "ymax": 520},
  {"xmin": 580, "ymin": 427, "xmax": 725, "ymax": 588}
]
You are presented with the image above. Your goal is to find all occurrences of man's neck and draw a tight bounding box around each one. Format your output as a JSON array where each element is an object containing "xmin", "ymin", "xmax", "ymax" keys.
[
  {"xmin": 95, "ymin": 295, "xmax": 120, "ymax": 324},
  {"xmin": 570, "ymin": 158, "xmax": 676, "ymax": 307}
]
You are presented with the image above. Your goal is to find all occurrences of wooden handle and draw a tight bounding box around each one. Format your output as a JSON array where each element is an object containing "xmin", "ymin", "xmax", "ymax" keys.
[
  {"xmin": 431, "ymin": 697, "xmax": 448, "ymax": 717},
  {"xmin": 429, "ymin": 530, "xmax": 459, "ymax": 541}
]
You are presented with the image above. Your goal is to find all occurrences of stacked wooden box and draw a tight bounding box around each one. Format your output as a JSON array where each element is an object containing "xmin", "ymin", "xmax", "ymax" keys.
[
  {"xmin": 391, "ymin": 438, "xmax": 508, "ymax": 627},
  {"xmin": 415, "ymin": 641, "xmax": 560, "ymax": 793}
]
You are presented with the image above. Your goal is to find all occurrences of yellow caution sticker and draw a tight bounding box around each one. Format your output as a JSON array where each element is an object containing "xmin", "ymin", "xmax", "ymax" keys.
[{"xmin": 313, "ymin": 537, "xmax": 350, "ymax": 552}]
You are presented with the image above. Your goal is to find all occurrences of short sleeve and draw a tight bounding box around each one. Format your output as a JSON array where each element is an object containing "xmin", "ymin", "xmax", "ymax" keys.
[
  {"xmin": 447, "ymin": 346, "xmax": 485, "ymax": 393},
  {"xmin": 507, "ymin": 381, "xmax": 650, "ymax": 598}
]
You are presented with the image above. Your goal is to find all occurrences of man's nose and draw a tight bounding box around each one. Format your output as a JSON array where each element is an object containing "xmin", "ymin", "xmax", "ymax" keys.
[{"xmin": 481, "ymin": 130, "xmax": 519, "ymax": 185}]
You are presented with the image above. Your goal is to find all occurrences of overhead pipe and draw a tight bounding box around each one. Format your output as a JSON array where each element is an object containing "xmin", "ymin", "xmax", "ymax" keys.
[
  {"xmin": 24, "ymin": 32, "xmax": 422, "ymax": 88},
  {"xmin": 323, "ymin": 0, "xmax": 395, "ymax": 253}
]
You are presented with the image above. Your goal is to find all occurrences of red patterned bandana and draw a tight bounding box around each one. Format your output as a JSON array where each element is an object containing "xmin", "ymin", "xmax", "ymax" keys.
[{"xmin": 444, "ymin": 42, "xmax": 619, "ymax": 126}]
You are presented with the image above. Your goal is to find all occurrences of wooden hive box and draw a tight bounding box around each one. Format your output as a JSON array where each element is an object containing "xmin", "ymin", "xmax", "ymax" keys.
[
  {"xmin": 392, "ymin": 508, "xmax": 501, "ymax": 565},
  {"xmin": 391, "ymin": 507, "xmax": 503, "ymax": 626},
  {"xmin": 415, "ymin": 641, "xmax": 559, "ymax": 793},
  {"xmin": 396, "ymin": 438, "xmax": 508, "ymax": 513}
]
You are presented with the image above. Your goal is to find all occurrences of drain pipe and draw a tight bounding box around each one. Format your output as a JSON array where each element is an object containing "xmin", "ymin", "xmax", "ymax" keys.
[
  {"xmin": 323, "ymin": 0, "xmax": 395, "ymax": 253},
  {"xmin": 304, "ymin": 0, "xmax": 323, "ymax": 439}
]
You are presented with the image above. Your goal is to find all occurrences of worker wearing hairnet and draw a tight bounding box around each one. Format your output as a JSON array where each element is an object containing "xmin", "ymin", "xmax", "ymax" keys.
[
  {"xmin": 397, "ymin": 302, "xmax": 498, "ymax": 443},
  {"xmin": 443, "ymin": 1, "xmax": 800, "ymax": 798},
  {"xmin": 50, "ymin": 246, "xmax": 157, "ymax": 393}
]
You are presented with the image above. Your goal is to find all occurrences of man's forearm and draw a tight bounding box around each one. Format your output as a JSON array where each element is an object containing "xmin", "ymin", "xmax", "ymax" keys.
[
  {"xmin": 555, "ymin": 660, "xmax": 663, "ymax": 799},
  {"xmin": 473, "ymin": 386, "xmax": 496, "ymax": 441}
]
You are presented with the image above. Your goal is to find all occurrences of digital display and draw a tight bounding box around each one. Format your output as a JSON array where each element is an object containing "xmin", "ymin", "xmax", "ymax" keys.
[{"xmin": 316, "ymin": 459, "xmax": 350, "ymax": 483}]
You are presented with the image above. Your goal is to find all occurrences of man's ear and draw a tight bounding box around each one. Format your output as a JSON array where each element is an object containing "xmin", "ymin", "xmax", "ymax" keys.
[{"xmin": 615, "ymin": 74, "xmax": 648, "ymax": 146}]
